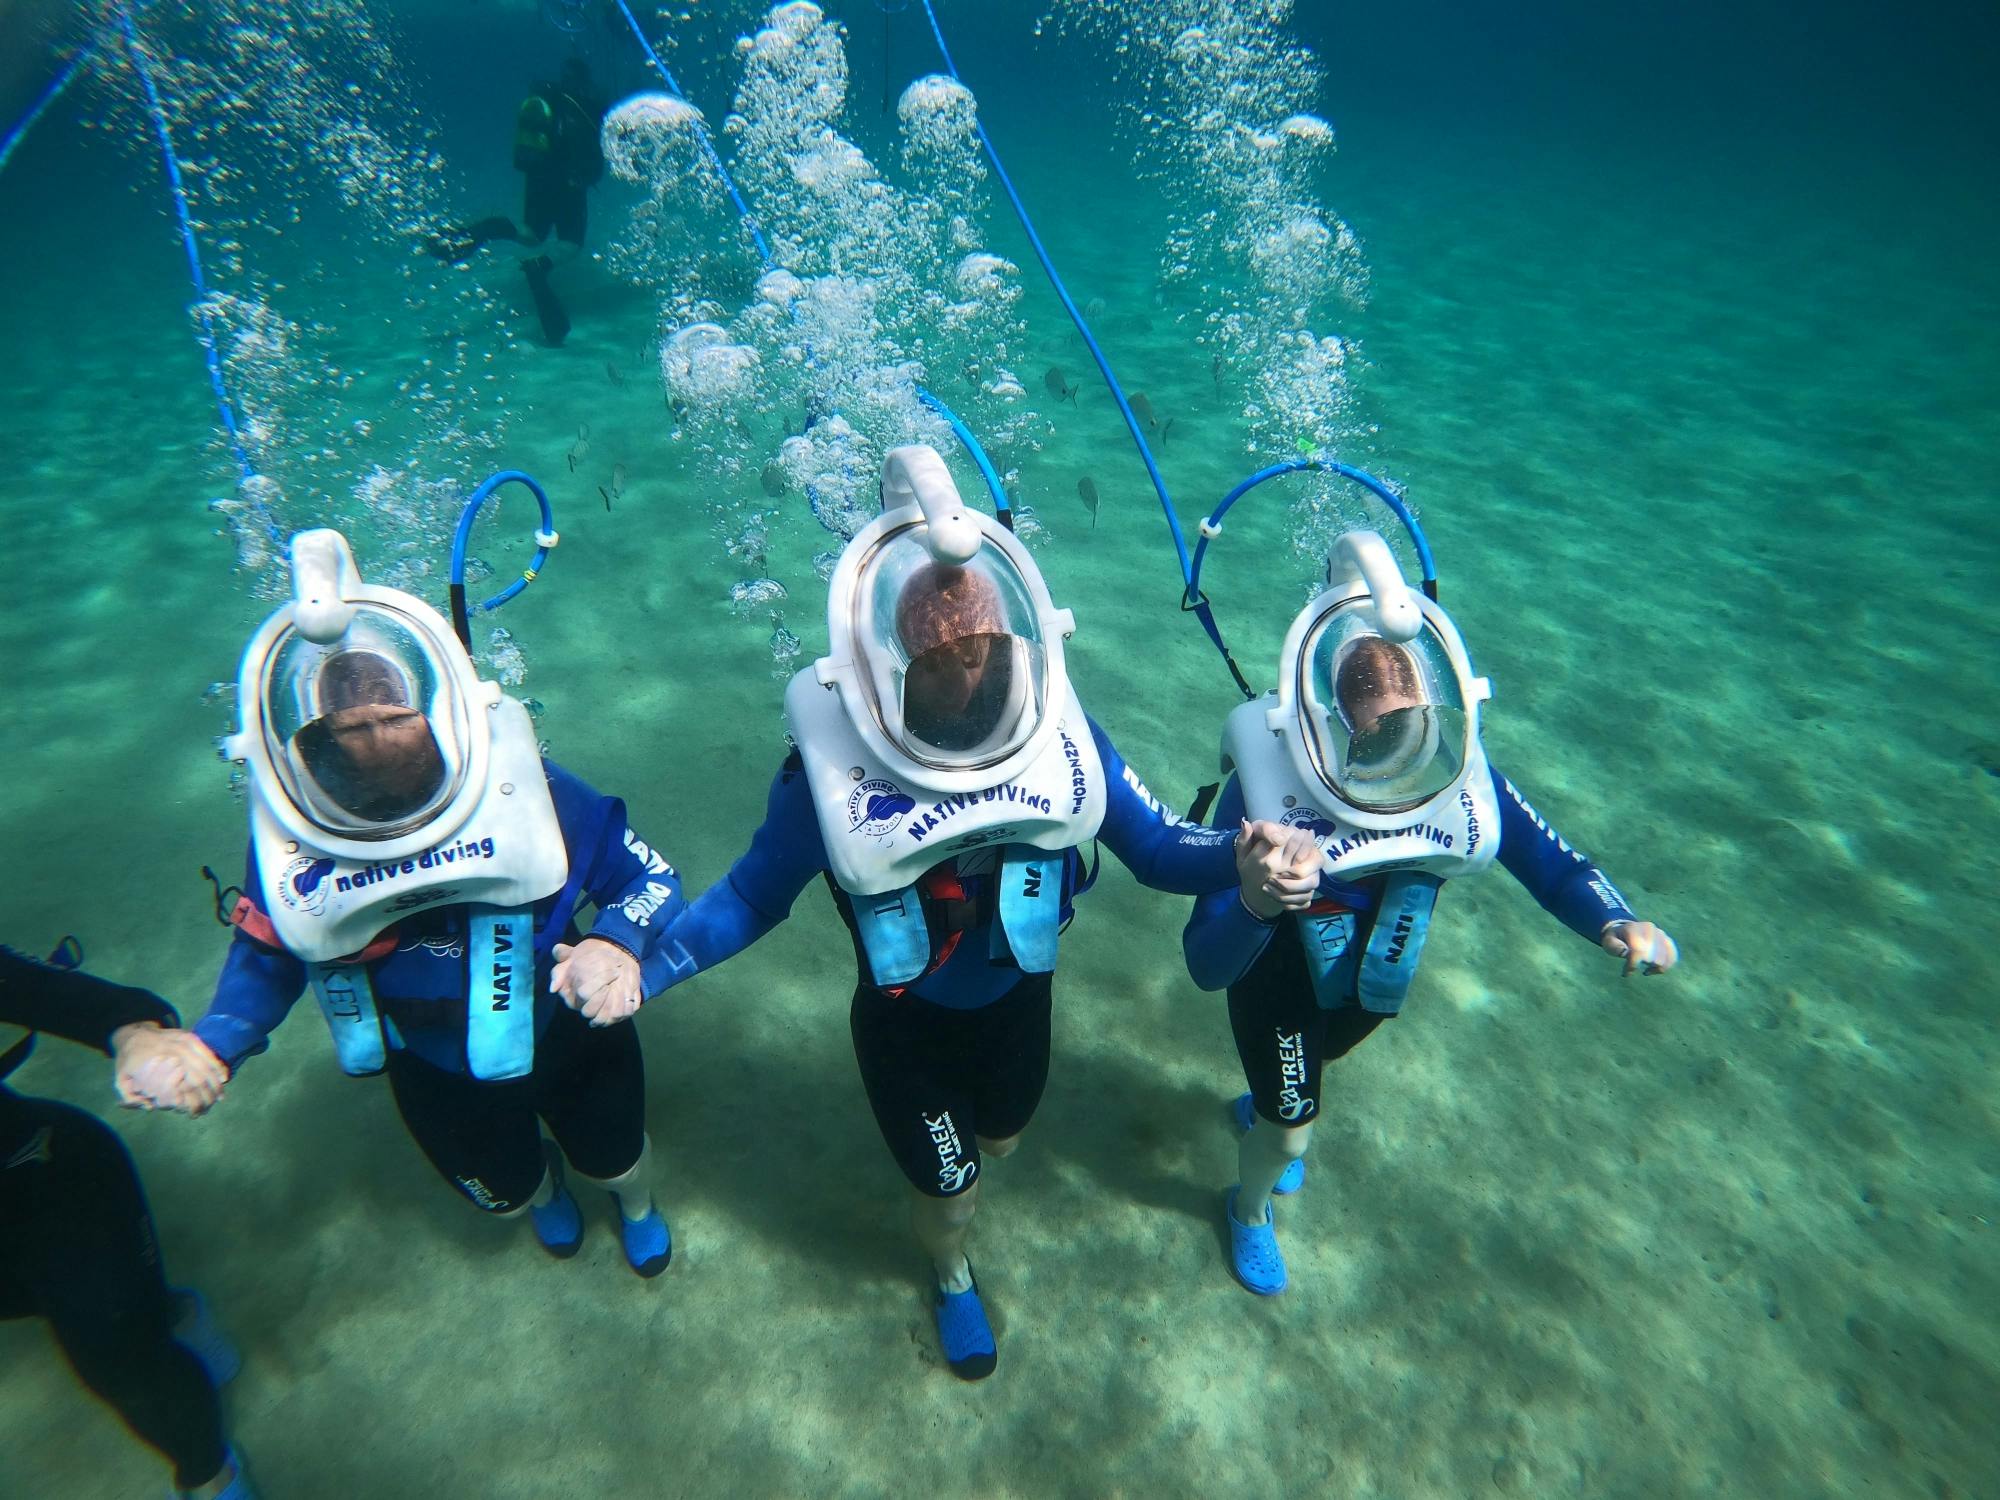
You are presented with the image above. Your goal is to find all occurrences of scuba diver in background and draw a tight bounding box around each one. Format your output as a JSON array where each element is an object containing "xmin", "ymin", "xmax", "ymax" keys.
[
  {"xmin": 121, "ymin": 530, "xmax": 680, "ymax": 1277},
  {"xmin": 2, "ymin": 945, "xmax": 252, "ymax": 1499},
  {"xmin": 1182, "ymin": 529, "xmax": 1680, "ymax": 1296},
  {"xmin": 425, "ymin": 56, "xmax": 608, "ymax": 346},
  {"xmin": 638, "ymin": 446, "xmax": 1311, "ymax": 1380}
]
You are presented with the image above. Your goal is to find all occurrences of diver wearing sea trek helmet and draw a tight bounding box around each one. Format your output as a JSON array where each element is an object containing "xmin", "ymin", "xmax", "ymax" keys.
[
  {"xmin": 118, "ymin": 530, "xmax": 685, "ymax": 1276},
  {"xmin": 1182, "ymin": 529, "xmax": 1679, "ymax": 1295},
  {"xmin": 636, "ymin": 444, "xmax": 1307, "ymax": 1380}
]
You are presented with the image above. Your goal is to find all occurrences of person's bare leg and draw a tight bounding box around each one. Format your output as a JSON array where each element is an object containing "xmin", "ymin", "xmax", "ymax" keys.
[
  {"xmin": 975, "ymin": 1131, "xmax": 1021, "ymax": 1161},
  {"xmin": 1235, "ymin": 1119, "xmax": 1311, "ymax": 1226},
  {"xmin": 912, "ymin": 1180, "xmax": 979, "ymax": 1293}
]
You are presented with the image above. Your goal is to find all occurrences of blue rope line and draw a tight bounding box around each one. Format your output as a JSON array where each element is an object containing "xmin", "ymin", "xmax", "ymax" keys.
[
  {"xmin": 916, "ymin": 0, "xmax": 1192, "ymax": 584},
  {"xmin": 114, "ymin": 4, "xmax": 282, "ymax": 544},
  {"xmin": 0, "ymin": 45, "xmax": 92, "ymax": 177},
  {"xmin": 604, "ymin": 0, "xmax": 773, "ymax": 263}
]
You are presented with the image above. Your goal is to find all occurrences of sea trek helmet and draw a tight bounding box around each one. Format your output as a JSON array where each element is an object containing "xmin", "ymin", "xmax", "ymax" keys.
[
  {"xmin": 225, "ymin": 529, "xmax": 502, "ymax": 859},
  {"xmin": 811, "ymin": 445, "xmax": 1076, "ymax": 794},
  {"xmin": 1268, "ymin": 529, "xmax": 1491, "ymax": 830}
]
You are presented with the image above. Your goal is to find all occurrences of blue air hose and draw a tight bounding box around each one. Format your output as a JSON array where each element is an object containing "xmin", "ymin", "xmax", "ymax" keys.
[
  {"xmin": 604, "ymin": 0, "xmax": 773, "ymax": 263},
  {"xmin": 114, "ymin": 5, "xmax": 282, "ymax": 545},
  {"xmin": 915, "ymin": 389, "xmax": 1010, "ymax": 522},
  {"xmin": 449, "ymin": 470, "xmax": 559, "ymax": 646},
  {"xmin": 0, "ymin": 45, "xmax": 92, "ymax": 177},
  {"xmin": 1186, "ymin": 460, "xmax": 1438, "ymax": 685}
]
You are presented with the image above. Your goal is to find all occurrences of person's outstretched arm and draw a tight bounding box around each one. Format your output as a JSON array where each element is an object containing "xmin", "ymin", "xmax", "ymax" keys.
[
  {"xmin": 1492, "ymin": 769, "xmax": 1678, "ymax": 974},
  {"xmin": 0, "ymin": 945, "xmax": 178, "ymax": 1050},
  {"xmin": 190, "ymin": 901, "xmax": 309, "ymax": 1076},
  {"xmin": 1088, "ymin": 717, "xmax": 1240, "ymax": 893},
  {"xmin": 638, "ymin": 754, "xmax": 830, "ymax": 999}
]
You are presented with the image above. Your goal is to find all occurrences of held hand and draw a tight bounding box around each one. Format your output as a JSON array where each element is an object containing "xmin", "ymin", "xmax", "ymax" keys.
[
  {"xmin": 551, "ymin": 938, "xmax": 642, "ymax": 1028},
  {"xmin": 111, "ymin": 1025, "xmax": 227, "ymax": 1116},
  {"xmin": 1234, "ymin": 819, "xmax": 1323, "ymax": 920},
  {"xmin": 1601, "ymin": 920, "xmax": 1679, "ymax": 977}
]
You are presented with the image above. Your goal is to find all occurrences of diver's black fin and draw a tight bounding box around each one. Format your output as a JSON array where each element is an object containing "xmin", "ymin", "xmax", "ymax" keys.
[{"xmin": 523, "ymin": 256, "xmax": 570, "ymax": 346}]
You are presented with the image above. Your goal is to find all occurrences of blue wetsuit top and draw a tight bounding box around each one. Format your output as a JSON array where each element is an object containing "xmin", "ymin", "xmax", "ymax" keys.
[
  {"xmin": 194, "ymin": 762, "xmax": 686, "ymax": 1075},
  {"xmin": 1181, "ymin": 770, "xmax": 1638, "ymax": 992},
  {"xmin": 648, "ymin": 717, "xmax": 1238, "ymax": 1011}
]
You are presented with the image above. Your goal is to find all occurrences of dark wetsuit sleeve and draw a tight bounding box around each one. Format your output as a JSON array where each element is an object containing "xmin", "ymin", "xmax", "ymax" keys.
[
  {"xmin": 1088, "ymin": 716, "xmax": 1238, "ymax": 895},
  {"xmin": 1180, "ymin": 776, "xmax": 1281, "ymax": 991},
  {"xmin": 0, "ymin": 947, "xmax": 179, "ymax": 1051},
  {"xmin": 1492, "ymin": 769, "xmax": 1638, "ymax": 943},
  {"xmin": 641, "ymin": 757, "xmax": 829, "ymax": 998}
]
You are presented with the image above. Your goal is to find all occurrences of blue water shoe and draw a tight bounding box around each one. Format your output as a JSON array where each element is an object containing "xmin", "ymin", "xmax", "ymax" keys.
[
  {"xmin": 1226, "ymin": 1186, "xmax": 1287, "ymax": 1296},
  {"xmin": 529, "ymin": 1149, "xmax": 583, "ymax": 1259},
  {"xmin": 617, "ymin": 1203, "xmax": 672, "ymax": 1278},
  {"xmin": 935, "ymin": 1267, "xmax": 998, "ymax": 1380}
]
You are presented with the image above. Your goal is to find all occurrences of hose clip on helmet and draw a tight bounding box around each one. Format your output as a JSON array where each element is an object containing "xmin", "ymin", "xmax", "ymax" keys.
[
  {"xmin": 1267, "ymin": 529, "xmax": 1491, "ymax": 831},
  {"xmin": 810, "ymin": 445, "xmax": 1076, "ymax": 795},
  {"xmin": 224, "ymin": 529, "xmax": 505, "ymax": 862}
]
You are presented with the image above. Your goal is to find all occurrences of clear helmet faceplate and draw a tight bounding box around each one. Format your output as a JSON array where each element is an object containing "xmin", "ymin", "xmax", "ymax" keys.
[
  {"xmin": 814, "ymin": 446, "xmax": 1075, "ymax": 791},
  {"xmin": 227, "ymin": 530, "xmax": 500, "ymax": 859},
  {"xmin": 1270, "ymin": 530, "xmax": 1491, "ymax": 827}
]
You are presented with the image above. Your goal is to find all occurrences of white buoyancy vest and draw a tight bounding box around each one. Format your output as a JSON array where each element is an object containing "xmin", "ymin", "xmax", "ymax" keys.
[
  {"xmin": 249, "ymin": 698, "xmax": 568, "ymax": 1079},
  {"xmin": 1222, "ymin": 692, "xmax": 1502, "ymax": 1013},
  {"xmin": 785, "ymin": 669, "xmax": 1107, "ymax": 986}
]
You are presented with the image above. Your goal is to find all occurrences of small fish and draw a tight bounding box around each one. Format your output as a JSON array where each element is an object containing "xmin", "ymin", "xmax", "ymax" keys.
[
  {"xmin": 1043, "ymin": 366, "xmax": 1077, "ymax": 405},
  {"xmin": 1211, "ymin": 351, "xmax": 1224, "ymax": 396},
  {"xmin": 1160, "ymin": 416, "xmax": 1175, "ymax": 445},
  {"xmin": 760, "ymin": 461, "xmax": 789, "ymax": 497},
  {"xmin": 605, "ymin": 361, "xmax": 625, "ymax": 388},
  {"xmin": 1082, "ymin": 296, "xmax": 1106, "ymax": 321},
  {"xmin": 1077, "ymin": 476, "xmax": 1099, "ymax": 530},
  {"xmin": 1128, "ymin": 391, "xmax": 1158, "ymax": 434},
  {"xmin": 566, "ymin": 422, "xmax": 590, "ymax": 473},
  {"xmin": 598, "ymin": 463, "xmax": 625, "ymax": 512}
]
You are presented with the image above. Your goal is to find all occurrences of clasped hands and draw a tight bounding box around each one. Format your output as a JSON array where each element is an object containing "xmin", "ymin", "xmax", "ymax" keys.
[
  {"xmin": 550, "ymin": 936, "xmax": 642, "ymax": 1027},
  {"xmin": 1234, "ymin": 818, "xmax": 1325, "ymax": 920},
  {"xmin": 111, "ymin": 1023, "xmax": 228, "ymax": 1116}
]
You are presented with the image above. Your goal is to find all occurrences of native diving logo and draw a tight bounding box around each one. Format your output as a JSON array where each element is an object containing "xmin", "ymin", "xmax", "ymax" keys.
[
  {"xmin": 1279, "ymin": 806, "xmax": 1339, "ymax": 842},
  {"xmin": 278, "ymin": 856, "xmax": 337, "ymax": 916},
  {"xmin": 847, "ymin": 779, "xmax": 915, "ymax": 838}
]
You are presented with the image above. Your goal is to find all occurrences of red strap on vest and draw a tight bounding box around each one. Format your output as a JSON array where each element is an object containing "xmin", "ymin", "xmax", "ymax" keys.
[
  {"xmin": 228, "ymin": 895, "xmax": 398, "ymax": 964},
  {"xmin": 877, "ymin": 868, "xmax": 972, "ymax": 998}
]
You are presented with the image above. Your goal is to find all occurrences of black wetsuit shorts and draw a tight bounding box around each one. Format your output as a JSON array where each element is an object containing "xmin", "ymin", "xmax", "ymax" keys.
[
  {"xmin": 1228, "ymin": 915, "xmax": 1391, "ymax": 1128},
  {"xmin": 850, "ymin": 972, "xmax": 1053, "ymax": 1198},
  {"xmin": 385, "ymin": 1001, "xmax": 644, "ymax": 1212},
  {"xmin": 523, "ymin": 171, "xmax": 588, "ymax": 247}
]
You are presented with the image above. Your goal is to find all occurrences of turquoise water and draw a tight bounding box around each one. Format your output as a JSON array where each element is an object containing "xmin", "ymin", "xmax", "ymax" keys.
[{"xmin": 2, "ymin": 2, "xmax": 1996, "ymax": 1495}]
